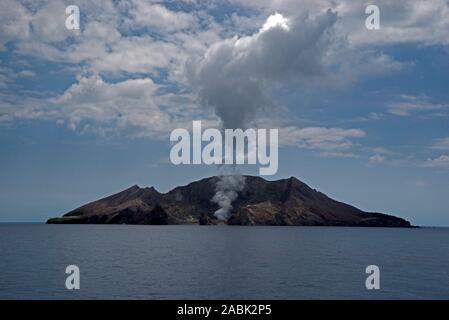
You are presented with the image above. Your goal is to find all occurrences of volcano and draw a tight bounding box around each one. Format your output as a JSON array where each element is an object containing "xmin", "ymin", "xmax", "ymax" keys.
[{"xmin": 46, "ymin": 175, "xmax": 412, "ymax": 227}]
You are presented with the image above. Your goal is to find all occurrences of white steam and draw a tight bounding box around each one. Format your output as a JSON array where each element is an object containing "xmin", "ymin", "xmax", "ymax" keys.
[
  {"xmin": 187, "ymin": 10, "xmax": 338, "ymax": 130},
  {"xmin": 187, "ymin": 11, "xmax": 338, "ymax": 220},
  {"xmin": 212, "ymin": 171, "xmax": 246, "ymax": 220}
]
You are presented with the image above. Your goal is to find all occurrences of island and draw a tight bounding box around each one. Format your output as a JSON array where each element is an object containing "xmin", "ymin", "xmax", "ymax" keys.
[{"xmin": 47, "ymin": 175, "xmax": 412, "ymax": 227}]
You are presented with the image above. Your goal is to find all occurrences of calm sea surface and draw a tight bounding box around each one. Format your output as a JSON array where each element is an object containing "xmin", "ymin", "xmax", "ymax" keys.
[{"xmin": 0, "ymin": 224, "xmax": 448, "ymax": 299}]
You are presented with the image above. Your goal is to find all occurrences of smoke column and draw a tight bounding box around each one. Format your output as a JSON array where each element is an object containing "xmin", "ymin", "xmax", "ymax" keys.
[
  {"xmin": 187, "ymin": 12, "xmax": 338, "ymax": 220},
  {"xmin": 212, "ymin": 167, "xmax": 245, "ymax": 220}
]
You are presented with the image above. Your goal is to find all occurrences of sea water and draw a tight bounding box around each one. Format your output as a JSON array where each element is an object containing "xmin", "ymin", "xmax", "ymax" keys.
[{"xmin": 0, "ymin": 224, "xmax": 448, "ymax": 299}]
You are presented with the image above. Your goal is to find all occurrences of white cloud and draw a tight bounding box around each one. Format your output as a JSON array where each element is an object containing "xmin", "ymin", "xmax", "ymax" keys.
[
  {"xmin": 17, "ymin": 70, "xmax": 35, "ymax": 78},
  {"xmin": 230, "ymin": 0, "xmax": 449, "ymax": 46},
  {"xmin": 369, "ymin": 154, "xmax": 386, "ymax": 164},
  {"xmin": 424, "ymin": 155, "xmax": 449, "ymax": 168},
  {"xmin": 320, "ymin": 151, "xmax": 358, "ymax": 158},
  {"xmin": 387, "ymin": 95, "xmax": 448, "ymax": 116},
  {"xmin": 0, "ymin": 0, "xmax": 31, "ymax": 50},
  {"xmin": 3, "ymin": 74, "xmax": 210, "ymax": 138},
  {"xmin": 280, "ymin": 126, "xmax": 365, "ymax": 151},
  {"xmin": 0, "ymin": 66, "xmax": 14, "ymax": 87},
  {"xmin": 89, "ymin": 36, "xmax": 183, "ymax": 75},
  {"xmin": 372, "ymin": 147, "xmax": 391, "ymax": 155},
  {"xmin": 51, "ymin": 74, "xmax": 207, "ymax": 136},
  {"xmin": 30, "ymin": 0, "xmax": 73, "ymax": 43},
  {"xmin": 83, "ymin": 21, "xmax": 121, "ymax": 43},
  {"xmin": 432, "ymin": 137, "xmax": 449, "ymax": 150},
  {"xmin": 187, "ymin": 10, "xmax": 341, "ymax": 129},
  {"xmin": 343, "ymin": 0, "xmax": 449, "ymax": 46},
  {"xmin": 187, "ymin": 8, "xmax": 408, "ymax": 131},
  {"xmin": 1, "ymin": 0, "xmax": 447, "ymax": 153},
  {"xmin": 260, "ymin": 12, "xmax": 290, "ymax": 31},
  {"xmin": 14, "ymin": 25, "xmax": 191, "ymax": 79},
  {"xmin": 126, "ymin": 1, "xmax": 197, "ymax": 32},
  {"xmin": 5, "ymin": 1, "xmax": 225, "ymax": 86}
]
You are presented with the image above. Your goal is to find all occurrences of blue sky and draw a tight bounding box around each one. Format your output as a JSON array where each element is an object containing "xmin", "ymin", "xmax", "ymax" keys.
[{"xmin": 1, "ymin": 0, "xmax": 449, "ymax": 226}]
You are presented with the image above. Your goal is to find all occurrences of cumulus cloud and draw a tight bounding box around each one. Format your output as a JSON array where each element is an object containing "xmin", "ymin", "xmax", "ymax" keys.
[
  {"xmin": 30, "ymin": 0, "xmax": 74, "ymax": 43},
  {"xmin": 341, "ymin": 0, "xmax": 449, "ymax": 46},
  {"xmin": 3, "ymin": 74, "xmax": 209, "ymax": 137},
  {"xmin": 126, "ymin": 0, "xmax": 197, "ymax": 32},
  {"xmin": 187, "ymin": 8, "xmax": 407, "ymax": 131},
  {"xmin": 0, "ymin": 1, "xmax": 222, "ymax": 136},
  {"xmin": 5, "ymin": 0, "xmax": 208, "ymax": 81},
  {"xmin": 15, "ymin": 24, "xmax": 184, "ymax": 77},
  {"xmin": 0, "ymin": 0, "xmax": 31, "ymax": 50},
  {"xmin": 230, "ymin": 0, "xmax": 449, "ymax": 46},
  {"xmin": 0, "ymin": 0, "xmax": 447, "ymax": 161},
  {"xmin": 89, "ymin": 37, "xmax": 184, "ymax": 75},
  {"xmin": 53, "ymin": 74, "xmax": 210, "ymax": 136}
]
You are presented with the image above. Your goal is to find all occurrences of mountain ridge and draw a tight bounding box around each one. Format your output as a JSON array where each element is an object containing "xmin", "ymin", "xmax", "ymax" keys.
[{"xmin": 47, "ymin": 175, "xmax": 412, "ymax": 227}]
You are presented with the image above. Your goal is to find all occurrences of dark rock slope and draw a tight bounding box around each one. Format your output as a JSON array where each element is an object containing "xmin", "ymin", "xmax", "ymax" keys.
[{"xmin": 47, "ymin": 176, "xmax": 412, "ymax": 227}]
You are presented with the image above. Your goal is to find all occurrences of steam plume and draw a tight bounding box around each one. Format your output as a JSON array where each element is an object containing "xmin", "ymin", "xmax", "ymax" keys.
[
  {"xmin": 187, "ymin": 11, "xmax": 338, "ymax": 220},
  {"xmin": 212, "ymin": 169, "xmax": 245, "ymax": 220}
]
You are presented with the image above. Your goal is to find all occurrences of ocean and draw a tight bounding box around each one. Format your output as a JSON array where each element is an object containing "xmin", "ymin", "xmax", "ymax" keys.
[{"xmin": 0, "ymin": 224, "xmax": 448, "ymax": 299}]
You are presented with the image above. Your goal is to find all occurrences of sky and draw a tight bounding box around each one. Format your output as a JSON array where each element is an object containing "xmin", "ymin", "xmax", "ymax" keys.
[{"xmin": 0, "ymin": 0, "xmax": 448, "ymax": 226}]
